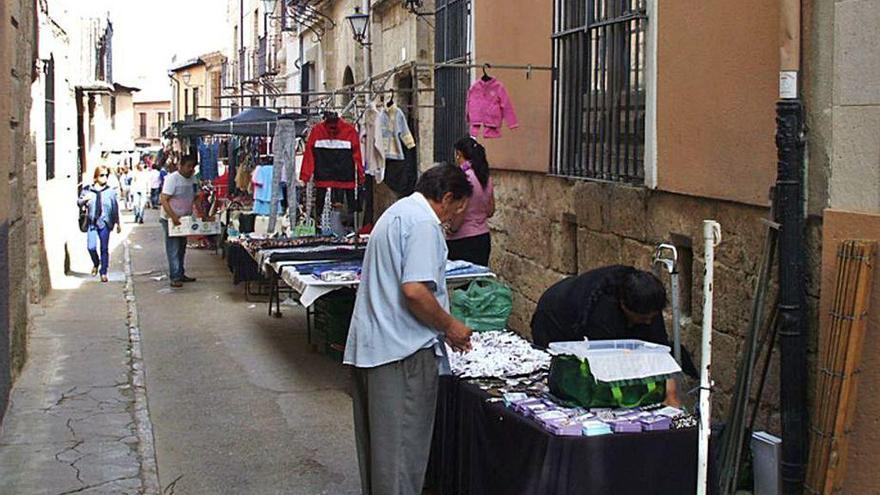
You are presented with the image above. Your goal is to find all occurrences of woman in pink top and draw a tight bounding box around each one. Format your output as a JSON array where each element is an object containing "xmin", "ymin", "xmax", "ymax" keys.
[{"xmin": 446, "ymin": 137, "xmax": 495, "ymax": 266}]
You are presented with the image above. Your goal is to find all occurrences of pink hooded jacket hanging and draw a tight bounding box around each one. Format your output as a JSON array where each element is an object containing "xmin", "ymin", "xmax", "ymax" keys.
[{"xmin": 466, "ymin": 77, "xmax": 519, "ymax": 138}]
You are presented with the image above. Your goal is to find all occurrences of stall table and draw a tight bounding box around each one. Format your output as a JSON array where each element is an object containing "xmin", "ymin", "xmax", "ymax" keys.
[{"xmin": 428, "ymin": 376, "xmax": 698, "ymax": 495}]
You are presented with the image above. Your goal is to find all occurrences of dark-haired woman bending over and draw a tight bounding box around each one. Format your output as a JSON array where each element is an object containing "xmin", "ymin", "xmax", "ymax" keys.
[{"xmin": 446, "ymin": 136, "xmax": 495, "ymax": 266}]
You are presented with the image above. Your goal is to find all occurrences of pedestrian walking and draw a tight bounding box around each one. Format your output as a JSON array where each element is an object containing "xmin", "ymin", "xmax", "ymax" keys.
[
  {"xmin": 344, "ymin": 164, "xmax": 474, "ymax": 495},
  {"xmin": 77, "ymin": 166, "xmax": 121, "ymax": 282},
  {"xmin": 446, "ymin": 136, "xmax": 495, "ymax": 266},
  {"xmin": 118, "ymin": 166, "xmax": 132, "ymax": 210},
  {"xmin": 148, "ymin": 165, "xmax": 162, "ymax": 208},
  {"xmin": 159, "ymin": 155, "xmax": 199, "ymax": 288},
  {"xmin": 130, "ymin": 163, "xmax": 150, "ymax": 223}
]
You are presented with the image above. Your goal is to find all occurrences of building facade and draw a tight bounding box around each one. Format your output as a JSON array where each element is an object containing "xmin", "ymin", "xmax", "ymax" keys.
[
  {"xmin": 134, "ymin": 99, "xmax": 171, "ymax": 147},
  {"xmin": 169, "ymin": 52, "xmax": 226, "ymax": 123}
]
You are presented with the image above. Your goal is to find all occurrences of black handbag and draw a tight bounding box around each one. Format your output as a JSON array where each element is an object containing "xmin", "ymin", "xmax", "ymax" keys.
[{"xmin": 78, "ymin": 188, "xmax": 91, "ymax": 232}]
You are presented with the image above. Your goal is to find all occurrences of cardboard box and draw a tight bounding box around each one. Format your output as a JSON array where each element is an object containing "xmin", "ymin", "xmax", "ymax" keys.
[{"xmin": 168, "ymin": 216, "xmax": 221, "ymax": 237}]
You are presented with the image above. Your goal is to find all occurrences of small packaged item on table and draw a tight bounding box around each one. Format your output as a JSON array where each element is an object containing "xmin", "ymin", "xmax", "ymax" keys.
[{"xmin": 639, "ymin": 415, "xmax": 672, "ymax": 432}]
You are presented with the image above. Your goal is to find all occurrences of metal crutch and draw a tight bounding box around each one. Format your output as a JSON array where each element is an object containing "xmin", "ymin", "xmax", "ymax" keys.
[{"xmin": 653, "ymin": 243, "xmax": 682, "ymax": 365}]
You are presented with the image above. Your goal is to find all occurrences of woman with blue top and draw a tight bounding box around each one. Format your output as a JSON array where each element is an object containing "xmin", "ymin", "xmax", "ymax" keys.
[{"xmin": 78, "ymin": 166, "xmax": 121, "ymax": 282}]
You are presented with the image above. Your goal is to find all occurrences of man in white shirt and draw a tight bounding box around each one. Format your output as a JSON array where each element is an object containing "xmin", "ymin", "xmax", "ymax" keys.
[
  {"xmin": 159, "ymin": 155, "xmax": 198, "ymax": 288},
  {"xmin": 344, "ymin": 164, "xmax": 474, "ymax": 495}
]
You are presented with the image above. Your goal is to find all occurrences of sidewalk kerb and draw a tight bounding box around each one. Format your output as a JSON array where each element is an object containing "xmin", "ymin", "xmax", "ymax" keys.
[{"xmin": 124, "ymin": 239, "xmax": 162, "ymax": 494}]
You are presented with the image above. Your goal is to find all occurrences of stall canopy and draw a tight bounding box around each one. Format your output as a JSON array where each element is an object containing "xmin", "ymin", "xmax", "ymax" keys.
[{"xmin": 171, "ymin": 107, "xmax": 308, "ymax": 137}]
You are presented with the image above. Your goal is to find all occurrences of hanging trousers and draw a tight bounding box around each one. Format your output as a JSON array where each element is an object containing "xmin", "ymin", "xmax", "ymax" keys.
[{"xmin": 268, "ymin": 119, "xmax": 299, "ymax": 233}]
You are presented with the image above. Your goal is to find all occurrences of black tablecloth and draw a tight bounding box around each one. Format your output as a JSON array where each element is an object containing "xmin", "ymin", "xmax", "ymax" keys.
[
  {"xmin": 427, "ymin": 377, "xmax": 698, "ymax": 495},
  {"xmin": 225, "ymin": 243, "xmax": 263, "ymax": 284}
]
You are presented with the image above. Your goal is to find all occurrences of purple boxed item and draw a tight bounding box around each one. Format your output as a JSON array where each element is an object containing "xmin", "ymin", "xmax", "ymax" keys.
[
  {"xmin": 512, "ymin": 398, "xmax": 543, "ymax": 414},
  {"xmin": 536, "ymin": 410, "xmax": 569, "ymax": 423},
  {"xmin": 545, "ymin": 419, "xmax": 584, "ymax": 436},
  {"xmin": 609, "ymin": 420, "xmax": 643, "ymax": 433},
  {"xmin": 639, "ymin": 415, "xmax": 672, "ymax": 431},
  {"xmin": 523, "ymin": 403, "xmax": 550, "ymax": 418}
]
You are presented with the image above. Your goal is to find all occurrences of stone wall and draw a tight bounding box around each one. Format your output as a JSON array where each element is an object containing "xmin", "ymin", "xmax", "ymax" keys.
[
  {"xmin": 489, "ymin": 170, "xmax": 822, "ymax": 433},
  {"xmin": 1, "ymin": 0, "xmax": 39, "ymax": 420}
]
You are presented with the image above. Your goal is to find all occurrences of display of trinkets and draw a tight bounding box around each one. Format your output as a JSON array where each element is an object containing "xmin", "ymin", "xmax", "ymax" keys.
[{"xmin": 447, "ymin": 331, "xmax": 551, "ymax": 379}]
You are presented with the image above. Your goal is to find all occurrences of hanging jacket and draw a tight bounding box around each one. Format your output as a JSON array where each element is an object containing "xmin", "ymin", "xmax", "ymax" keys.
[
  {"xmin": 377, "ymin": 104, "xmax": 415, "ymax": 161},
  {"xmin": 466, "ymin": 77, "xmax": 519, "ymax": 139},
  {"xmin": 300, "ymin": 118, "xmax": 365, "ymax": 190},
  {"xmin": 361, "ymin": 102, "xmax": 386, "ymax": 183}
]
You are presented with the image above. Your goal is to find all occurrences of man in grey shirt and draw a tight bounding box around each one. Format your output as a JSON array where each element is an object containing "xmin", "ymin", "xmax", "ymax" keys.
[{"xmin": 344, "ymin": 164, "xmax": 474, "ymax": 495}]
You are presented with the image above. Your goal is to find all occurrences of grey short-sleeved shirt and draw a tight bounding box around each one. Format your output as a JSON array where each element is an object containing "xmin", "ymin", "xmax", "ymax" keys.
[{"xmin": 343, "ymin": 192, "xmax": 449, "ymax": 369}]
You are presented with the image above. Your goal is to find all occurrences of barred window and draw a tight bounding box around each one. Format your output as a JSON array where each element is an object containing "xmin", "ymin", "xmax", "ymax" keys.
[
  {"xmin": 551, "ymin": 0, "xmax": 647, "ymax": 183},
  {"xmin": 44, "ymin": 56, "xmax": 56, "ymax": 180},
  {"xmin": 433, "ymin": 0, "xmax": 470, "ymax": 165}
]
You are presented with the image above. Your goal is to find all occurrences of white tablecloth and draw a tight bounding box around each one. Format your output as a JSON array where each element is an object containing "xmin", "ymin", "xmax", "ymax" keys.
[{"xmin": 279, "ymin": 265, "xmax": 496, "ymax": 308}]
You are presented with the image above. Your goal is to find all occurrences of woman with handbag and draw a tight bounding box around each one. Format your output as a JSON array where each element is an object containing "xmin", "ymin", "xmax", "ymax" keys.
[{"xmin": 78, "ymin": 166, "xmax": 121, "ymax": 282}]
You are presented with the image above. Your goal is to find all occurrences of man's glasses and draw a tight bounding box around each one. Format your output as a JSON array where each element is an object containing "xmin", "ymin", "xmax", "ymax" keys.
[{"xmin": 98, "ymin": 174, "xmax": 108, "ymax": 177}]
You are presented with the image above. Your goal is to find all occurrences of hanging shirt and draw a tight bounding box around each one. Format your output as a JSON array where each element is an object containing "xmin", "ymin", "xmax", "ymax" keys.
[
  {"xmin": 252, "ymin": 164, "xmax": 276, "ymax": 203},
  {"xmin": 300, "ymin": 118, "xmax": 364, "ymax": 190},
  {"xmin": 361, "ymin": 102, "xmax": 386, "ymax": 182},
  {"xmin": 377, "ymin": 103, "xmax": 416, "ymax": 161},
  {"xmin": 198, "ymin": 139, "xmax": 219, "ymax": 180},
  {"xmin": 466, "ymin": 77, "xmax": 519, "ymax": 139},
  {"xmin": 447, "ymin": 162, "xmax": 494, "ymax": 240}
]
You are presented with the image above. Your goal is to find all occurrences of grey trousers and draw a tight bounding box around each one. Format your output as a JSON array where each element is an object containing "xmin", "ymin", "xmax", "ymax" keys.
[
  {"xmin": 268, "ymin": 119, "xmax": 298, "ymax": 233},
  {"xmin": 351, "ymin": 348, "xmax": 439, "ymax": 495}
]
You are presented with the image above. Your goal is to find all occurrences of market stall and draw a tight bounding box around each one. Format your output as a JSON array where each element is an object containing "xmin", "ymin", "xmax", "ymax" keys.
[{"xmin": 426, "ymin": 331, "xmax": 699, "ymax": 495}]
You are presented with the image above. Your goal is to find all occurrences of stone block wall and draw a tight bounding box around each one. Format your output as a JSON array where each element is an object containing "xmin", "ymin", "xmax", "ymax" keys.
[
  {"xmin": 489, "ymin": 170, "xmax": 822, "ymax": 434},
  {"xmin": 1, "ymin": 0, "xmax": 39, "ymax": 421}
]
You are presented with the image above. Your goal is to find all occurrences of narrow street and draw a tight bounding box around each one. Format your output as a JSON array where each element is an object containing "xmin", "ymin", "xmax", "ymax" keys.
[
  {"xmin": 0, "ymin": 208, "xmax": 360, "ymax": 494},
  {"xmin": 130, "ymin": 209, "xmax": 359, "ymax": 494}
]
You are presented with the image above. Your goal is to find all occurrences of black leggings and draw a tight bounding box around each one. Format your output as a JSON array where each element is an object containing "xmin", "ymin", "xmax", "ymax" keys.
[{"xmin": 446, "ymin": 233, "xmax": 491, "ymax": 267}]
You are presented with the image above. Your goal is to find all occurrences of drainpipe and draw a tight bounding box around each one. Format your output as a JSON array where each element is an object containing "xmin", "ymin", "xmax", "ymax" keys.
[
  {"xmin": 362, "ymin": 0, "xmax": 373, "ymax": 86},
  {"xmin": 776, "ymin": 0, "xmax": 807, "ymax": 493}
]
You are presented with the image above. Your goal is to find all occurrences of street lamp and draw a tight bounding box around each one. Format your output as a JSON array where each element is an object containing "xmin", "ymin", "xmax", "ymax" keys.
[
  {"xmin": 403, "ymin": 0, "xmax": 434, "ymax": 16},
  {"xmin": 260, "ymin": 0, "xmax": 275, "ymax": 15},
  {"xmin": 346, "ymin": 7, "xmax": 370, "ymax": 46}
]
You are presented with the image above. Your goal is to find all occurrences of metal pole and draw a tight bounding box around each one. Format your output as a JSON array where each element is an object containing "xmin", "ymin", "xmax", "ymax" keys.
[
  {"xmin": 776, "ymin": 98, "xmax": 807, "ymax": 494},
  {"xmin": 698, "ymin": 220, "xmax": 721, "ymax": 495},
  {"xmin": 777, "ymin": 0, "xmax": 806, "ymax": 489},
  {"xmin": 653, "ymin": 244, "xmax": 681, "ymax": 364},
  {"xmin": 240, "ymin": 0, "xmax": 245, "ymax": 110}
]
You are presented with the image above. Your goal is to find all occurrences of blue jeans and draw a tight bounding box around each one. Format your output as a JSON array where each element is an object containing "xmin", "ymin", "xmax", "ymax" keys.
[
  {"xmin": 160, "ymin": 218, "xmax": 187, "ymax": 281},
  {"xmin": 87, "ymin": 224, "xmax": 112, "ymax": 275}
]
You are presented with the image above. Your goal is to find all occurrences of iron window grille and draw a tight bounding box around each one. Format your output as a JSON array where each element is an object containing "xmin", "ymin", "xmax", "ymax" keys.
[
  {"xmin": 433, "ymin": 0, "xmax": 471, "ymax": 165},
  {"xmin": 551, "ymin": 0, "xmax": 647, "ymax": 183},
  {"xmin": 44, "ymin": 56, "xmax": 56, "ymax": 180}
]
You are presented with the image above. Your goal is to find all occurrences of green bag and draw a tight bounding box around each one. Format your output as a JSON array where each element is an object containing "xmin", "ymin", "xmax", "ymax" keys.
[
  {"xmin": 450, "ymin": 279, "xmax": 513, "ymax": 332},
  {"xmin": 548, "ymin": 354, "xmax": 667, "ymax": 408}
]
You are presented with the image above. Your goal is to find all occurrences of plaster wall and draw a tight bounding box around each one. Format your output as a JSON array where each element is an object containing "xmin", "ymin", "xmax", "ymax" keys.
[
  {"xmin": 655, "ymin": 0, "xmax": 779, "ymax": 207},
  {"xmin": 472, "ymin": 0, "xmax": 552, "ymax": 173},
  {"xmin": 133, "ymin": 101, "xmax": 171, "ymax": 146},
  {"xmin": 31, "ymin": 11, "xmax": 79, "ymax": 292}
]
